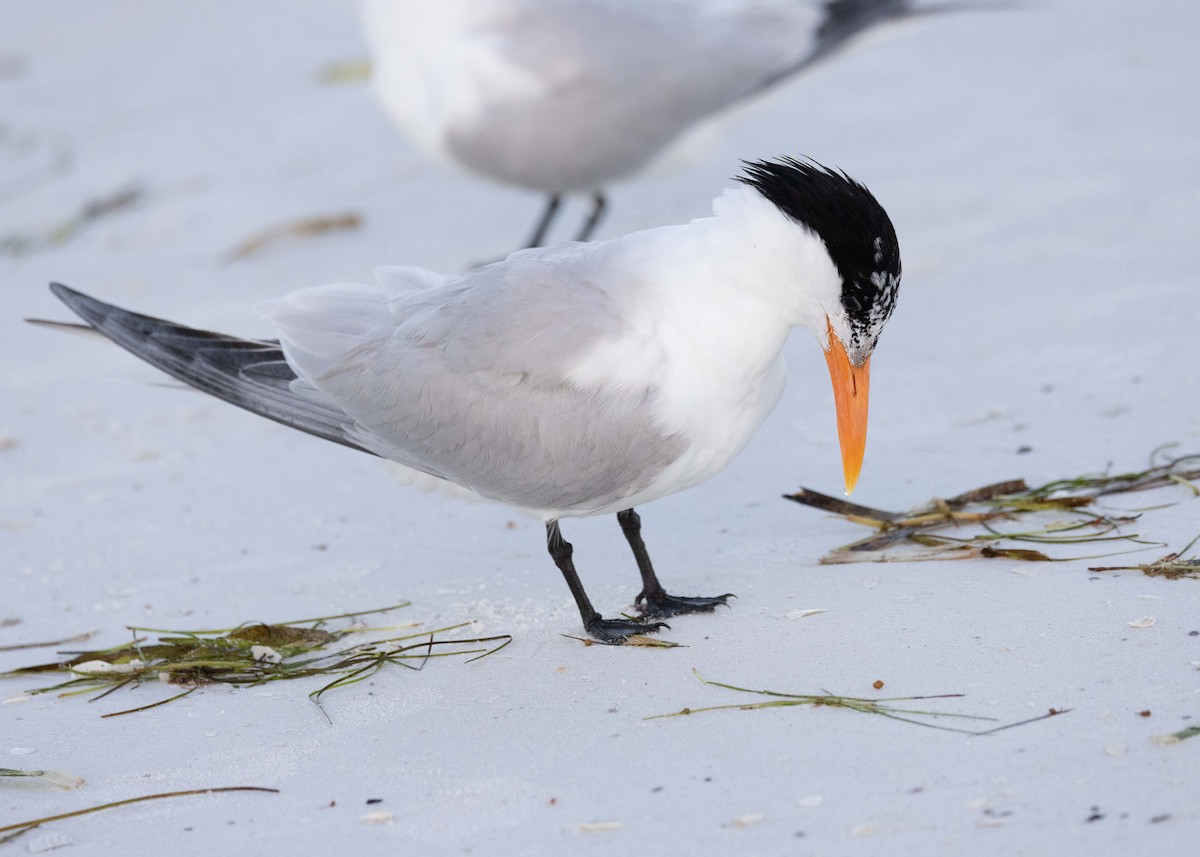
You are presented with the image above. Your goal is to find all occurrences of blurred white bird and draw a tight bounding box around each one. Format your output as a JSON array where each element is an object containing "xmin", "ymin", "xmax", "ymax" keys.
[
  {"xmin": 362, "ymin": 0, "xmax": 959, "ymax": 248},
  {"xmin": 44, "ymin": 158, "xmax": 901, "ymax": 643}
]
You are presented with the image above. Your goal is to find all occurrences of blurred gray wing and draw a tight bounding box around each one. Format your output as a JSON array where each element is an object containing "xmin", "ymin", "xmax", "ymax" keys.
[
  {"xmin": 444, "ymin": 1, "xmax": 827, "ymax": 189},
  {"xmin": 448, "ymin": 0, "xmax": 916, "ymax": 189},
  {"xmin": 749, "ymin": 0, "xmax": 916, "ymax": 94}
]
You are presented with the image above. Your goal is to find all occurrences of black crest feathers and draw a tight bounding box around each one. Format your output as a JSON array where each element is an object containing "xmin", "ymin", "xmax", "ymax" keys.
[{"xmin": 737, "ymin": 157, "xmax": 900, "ymax": 341}]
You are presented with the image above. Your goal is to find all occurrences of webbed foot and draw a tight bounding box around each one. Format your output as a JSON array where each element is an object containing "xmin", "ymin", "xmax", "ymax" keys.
[
  {"xmin": 584, "ymin": 615, "xmax": 670, "ymax": 645},
  {"xmin": 635, "ymin": 591, "xmax": 734, "ymax": 619}
]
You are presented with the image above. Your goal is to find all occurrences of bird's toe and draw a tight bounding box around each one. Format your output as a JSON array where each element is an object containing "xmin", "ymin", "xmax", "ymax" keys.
[
  {"xmin": 584, "ymin": 615, "xmax": 670, "ymax": 645},
  {"xmin": 635, "ymin": 591, "xmax": 735, "ymax": 619}
]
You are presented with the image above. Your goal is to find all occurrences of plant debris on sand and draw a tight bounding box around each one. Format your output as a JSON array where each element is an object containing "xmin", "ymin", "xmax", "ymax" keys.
[
  {"xmin": 786, "ymin": 451, "xmax": 1200, "ymax": 567},
  {"xmin": 0, "ymin": 768, "xmax": 84, "ymax": 790},
  {"xmin": 1088, "ymin": 532, "xmax": 1200, "ymax": 578},
  {"xmin": 1153, "ymin": 724, "xmax": 1200, "ymax": 745},
  {"xmin": 1, "ymin": 603, "xmax": 510, "ymax": 719},
  {"xmin": 647, "ymin": 670, "xmax": 1069, "ymax": 735},
  {"xmin": 226, "ymin": 212, "xmax": 362, "ymax": 260},
  {"xmin": 0, "ymin": 786, "xmax": 278, "ymax": 844}
]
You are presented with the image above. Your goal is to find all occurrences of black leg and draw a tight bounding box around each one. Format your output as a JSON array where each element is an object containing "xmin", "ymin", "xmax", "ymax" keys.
[
  {"xmin": 546, "ymin": 520, "xmax": 667, "ymax": 644},
  {"xmin": 617, "ymin": 508, "xmax": 734, "ymax": 619},
  {"xmin": 525, "ymin": 193, "xmax": 563, "ymax": 248},
  {"xmin": 573, "ymin": 191, "xmax": 607, "ymax": 243}
]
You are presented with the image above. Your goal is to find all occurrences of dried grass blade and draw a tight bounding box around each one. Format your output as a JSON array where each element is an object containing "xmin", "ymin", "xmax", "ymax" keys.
[
  {"xmin": 1154, "ymin": 724, "xmax": 1200, "ymax": 745},
  {"xmin": 101, "ymin": 686, "xmax": 197, "ymax": 718},
  {"xmin": 0, "ymin": 786, "xmax": 278, "ymax": 835},
  {"xmin": 127, "ymin": 601, "xmax": 411, "ymax": 636},
  {"xmin": 648, "ymin": 670, "xmax": 1068, "ymax": 736},
  {"xmin": 227, "ymin": 213, "xmax": 362, "ymax": 261},
  {"xmin": 0, "ymin": 631, "xmax": 96, "ymax": 653},
  {"xmin": 783, "ymin": 488, "xmax": 900, "ymax": 523}
]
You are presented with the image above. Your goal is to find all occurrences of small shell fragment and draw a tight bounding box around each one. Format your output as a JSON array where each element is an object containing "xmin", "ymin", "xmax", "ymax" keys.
[
  {"xmin": 360, "ymin": 810, "xmax": 395, "ymax": 824},
  {"xmin": 785, "ymin": 609, "xmax": 827, "ymax": 620},
  {"xmin": 71, "ymin": 659, "xmax": 145, "ymax": 675},
  {"xmin": 725, "ymin": 813, "xmax": 764, "ymax": 829},
  {"xmin": 797, "ymin": 794, "xmax": 824, "ymax": 808},
  {"xmin": 250, "ymin": 645, "xmax": 282, "ymax": 664},
  {"xmin": 575, "ymin": 821, "xmax": 623, "ymax": 834},
  {"xmin": 1127, "ymin": 617, "xmax": 1156, "ymax": 629},
  {"xmin": 26, "ymin": 831, "xmax": 74, "ymax": 853}
]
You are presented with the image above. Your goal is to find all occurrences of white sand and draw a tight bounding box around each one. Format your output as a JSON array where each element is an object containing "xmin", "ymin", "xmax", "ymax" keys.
[{"xmin": 3, "ymin": 1, "xmax": 1199, "ymax": 853}]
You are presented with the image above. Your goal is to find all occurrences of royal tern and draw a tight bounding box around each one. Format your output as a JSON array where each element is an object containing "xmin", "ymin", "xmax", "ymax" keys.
[
  {"xmin": 44, "ymin": 157, "xmax": 900, "ymax": 643},
  {"xmin": 363, "ymin": 0, "xmax": 948, "ymax": 248}
]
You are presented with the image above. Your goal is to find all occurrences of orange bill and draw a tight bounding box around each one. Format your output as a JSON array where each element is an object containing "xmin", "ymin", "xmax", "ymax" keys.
[{"xmin": 823, "ymin": 321, "xmax": 870, "ymax": 495}]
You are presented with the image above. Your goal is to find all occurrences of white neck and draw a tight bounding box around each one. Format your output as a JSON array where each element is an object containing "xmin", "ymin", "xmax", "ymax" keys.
[
  {"xmin": 559, "ymin": 186, "xmax": 843, "ymax": 499},
  {"xmin": 565, "ymin": 185, "xmax": 842, "ymax": 409},
  {"xmin": 604, "ymin": 186, "xmax": 842, "ymax": 355}
]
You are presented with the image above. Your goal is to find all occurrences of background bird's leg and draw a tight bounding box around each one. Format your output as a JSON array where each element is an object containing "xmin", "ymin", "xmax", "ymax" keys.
[
  {"xmin": 616, "ymin": 508, "xmax": 734, "ymax": 619},
  {"xmin": 546, "ymin": 520, "xmax": 666, "ymax": 644},
  {"xmin": 574, "ymin": 191, "xmax": 607, "ymax": 243},
  {"xmin": 525, "ymin": 193, "xmax": 563, "ymax": 248}
]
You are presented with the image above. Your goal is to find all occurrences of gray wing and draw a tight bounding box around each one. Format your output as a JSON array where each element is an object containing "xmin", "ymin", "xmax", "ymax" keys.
[
  {"xmin": 47, "ymin": 282, "xmax": 375, "ymax": 457},
  {"xmin": 262, "ymin": 251, "xmax": 685, "ymax": 514}
]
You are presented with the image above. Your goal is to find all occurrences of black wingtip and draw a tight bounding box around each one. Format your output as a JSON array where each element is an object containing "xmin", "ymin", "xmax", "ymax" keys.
[
  {"xmin": 48, "ymin": 282, "xmax": 111, "ymax": 327},
  {"xmin": 49, "ymin": 281, "xmax": 85, "ymax": 311}
]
